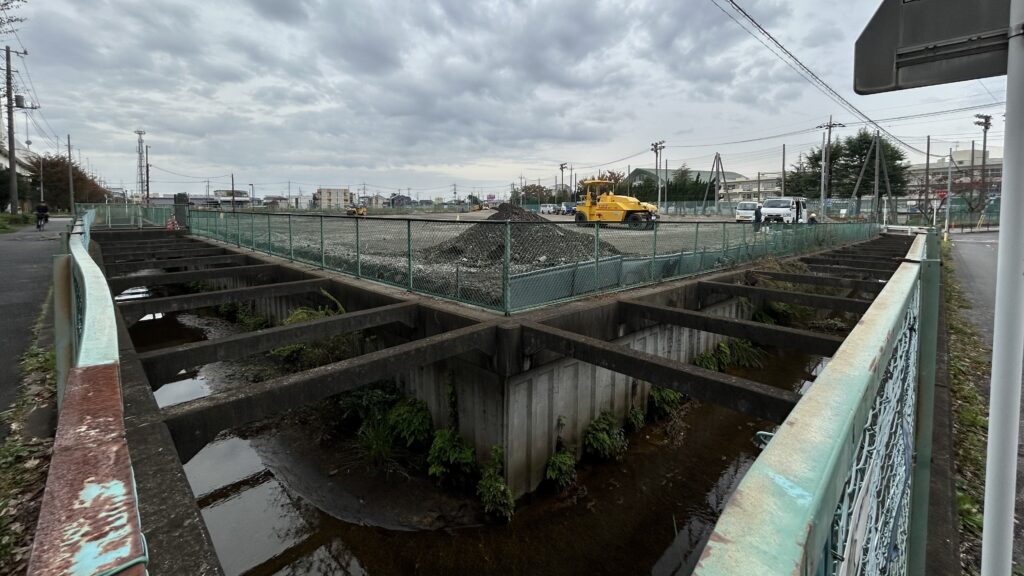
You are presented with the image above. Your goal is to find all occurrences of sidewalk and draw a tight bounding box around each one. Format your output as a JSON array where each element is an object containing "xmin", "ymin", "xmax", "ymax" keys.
[{"xmin": 0, "ymin": 218, "xmax": 66, "ymax": 439}]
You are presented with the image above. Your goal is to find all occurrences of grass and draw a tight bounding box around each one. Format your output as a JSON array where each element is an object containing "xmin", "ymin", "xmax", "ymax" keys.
[
  {"xmin": 0, "ymin": 213, "xmax": 32, "ymax": 233},
  {"xmin": 0, "ymin": 300, "xmax": 57, "ymax": 574},
  {"xmin": 942, "ymin": 240, "xmax": 991, "ymax": 576}
]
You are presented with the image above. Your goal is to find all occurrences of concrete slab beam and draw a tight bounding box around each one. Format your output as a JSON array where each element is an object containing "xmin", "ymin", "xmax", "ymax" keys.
[
  {"xmin": 105, "ymin": 254, "xmax": 250, "ymax": 275},
  {"xmin": 800, "ymin": 256, "xmax": 899, "ymax": 271},
  {"xmin": 619, "ymin": 300, "xmax": 844, "ymax": 357},
  {"xmin": 520, "ymin": 322, "xmax": 799, "ymax": 424},
  {"xmin": 697, "ymin": 281, "xmax": 873, "ymax": 314},
  {"xmin": 161, "ymin": 322, "xmax": 497, "ymax": 461},
  {"xmin": 107, "ymin": 264, "xmax": 281, "ymax": 295},
  {"xmin": 108, "ymin": 247, "xmax": 226, "ymax": 263},
  {"xmin": 139, "ymin": 301, "xmax": 420, "ymax": 386},
  {"xmin": 747, "ymin": 270, "xmax": 886, "ymax": 294},
  {"xmin": 118, "ymin": 278, "xmax": 328, "ymax": 323},
  {"xmin": 805, "ymin": 264, "xmax": 894, "ymax": 280}
]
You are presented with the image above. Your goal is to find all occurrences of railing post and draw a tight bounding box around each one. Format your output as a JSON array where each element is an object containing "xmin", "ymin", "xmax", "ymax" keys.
[
  {"xmin": 355, "ymin": 217, "xmax": 362, "ymax": 277},
  {"xmin": 694, "ymin": 222, "xmax": 700, "ymax": 254},
  {"xmin": 320, "ymin": 215, "xmax": 325, "ymax": 269},
  {"xmin": 407, "ymin": 219, "xmax": 413, "ymax": 290},
  {"xmin": 650, "ymin": 221, "xmax": 658, "ymax": 281},
  {"xmin": 503, "ymin": 220, "xmax": 511, "ymax": 315},
  {"xmin": 251, "ymin": 213, "xmax": 255, "ymax": 250},
  {"xmin": 106, "ymin": 204, "xmax": 111, "ymax": 229},
  {"xmin": 288, "ymin": 213, "xmax": 293, "ymax": 260},
  {"xmin": 236, "ymin": 212, "xmax": 241, "ymax": 247},
  {"xmin": 593, "ymin": 222, "xmax": 600, "ymax": 293},
  {"xmin": 266, "ymin": 213, "xmax": 271, "ymax": 253},
  {"xmin": 909, "ymin": 229, "xmax": 940, "ymax": 575}
]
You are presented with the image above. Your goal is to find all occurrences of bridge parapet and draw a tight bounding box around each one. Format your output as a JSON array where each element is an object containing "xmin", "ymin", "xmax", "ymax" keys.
[
  {"xmin": 29, "ymin": 210, "xmax": 148, "ymax": 576},
  {"xmin": 695, "ymin": 229, "xmax": 939, "ymax": 576}
]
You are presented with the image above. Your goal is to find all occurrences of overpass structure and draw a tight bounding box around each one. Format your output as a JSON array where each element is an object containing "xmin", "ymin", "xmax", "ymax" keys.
[{"xmin": 28, "ymin": 206, "xmax": 939, "ymax": 575}]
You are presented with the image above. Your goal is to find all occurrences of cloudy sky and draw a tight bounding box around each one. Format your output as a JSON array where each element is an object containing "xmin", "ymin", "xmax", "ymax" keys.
[{"xmin": 13, "ymin": 0, "xmax": 1008, "ymax": 200}]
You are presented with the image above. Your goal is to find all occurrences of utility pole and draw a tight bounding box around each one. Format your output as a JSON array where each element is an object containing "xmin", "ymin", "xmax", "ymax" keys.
[
  {"xmin": 38, "ymin": 155, "xmax": 42, "ymax": 202},
  {"xmin": 945, "ymin": 149, "xmax": 955, "ymax": 240},
  {"xmin": 5, "ymin": 46, "xmax": 15, "ymax": 213},
  {"xmin": 924, "ymin": 136, "xmax": 931, "ymax": 219},
  {"xmin": 650, "ymin": 140, "xmax": 665, "ymax": 209},
  {"xmin": 816, "ymin": 116, "xmax": 844, "ymax": 221},
  {"xmin": 975, "ymin": 113, "xmax": 992, "ymax": 202},
  {"xmin": 781, "ymin": 143, "xmax": 786, "ymax": 196},
  {"xmin": 144, "ymin": 145, "xmax": 150, "ymax": 203},
  {"xmin": 873, "ymin": 131, "xmax": 881, "ymax": 222},
  {"xmin": 134, "ymin": 129, "xmax": 145, "ymax": 204},
  {"xmin": 559, "ymin": 162, "xmax": 566, "ymax": 200},
  {"xmin": 67, "ymin": 135, "xmax": 74, "ymax": 215}
]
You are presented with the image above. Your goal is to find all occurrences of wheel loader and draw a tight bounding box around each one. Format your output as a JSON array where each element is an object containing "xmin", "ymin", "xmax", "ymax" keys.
[
  {"xmin": 346, "ymin": 205, "xmax": 367, "ymax": 217},
  {"xmin": 573, "ymin": 179, "xmax": 658, "ymax": 229}
]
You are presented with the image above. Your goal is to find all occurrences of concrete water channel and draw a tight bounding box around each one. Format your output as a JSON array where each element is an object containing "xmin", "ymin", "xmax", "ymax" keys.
[{"xmin": 91, "ymin": 225, "xmax": 912, "ymax": 575}]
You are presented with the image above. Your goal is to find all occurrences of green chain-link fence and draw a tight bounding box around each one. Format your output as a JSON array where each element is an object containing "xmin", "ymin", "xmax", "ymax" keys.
[{"xmin": 188, "ymin": 210, "xmax": 879, "ymax": 314}]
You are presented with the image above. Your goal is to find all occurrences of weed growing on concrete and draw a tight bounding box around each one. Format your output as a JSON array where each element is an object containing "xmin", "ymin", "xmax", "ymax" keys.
[
  {"xmin": 271, "ymin": 290, "xmax": 359, "ymax": 370},
  {"xmin": 339, "ymin": 384, "xmax": 401, "ymax": 424},
  {"xmin": 427, "ymin": 428, "xmax": 478, "ymax": 488},
  {"xmin": 386, "ymin": 398, "xmax": 433, "ymax": 448},
  {"xmin": 583, "ymin": 411, "xmax": 628, "ymax": 460},
  {"xmin": 626, "ymin": 406, "xmax": 645, "ymax": 432},
  {"xmin": 545, "ymin": 447, "xmax": 577, "ymax": 491},
  {"xmin": 477, "ymin": 446, "xmax": 514, "ymax": 521},
  {"xmin": 356, "ymin": 417, "xmax": 396, "ymax": 471},
  {"xmin": 648, "ymin": 386, "xmax": 684, "ymax": 420},
  {"xmin": 691, "ymin": 339, "xmax": 766, "ymax": 373}
]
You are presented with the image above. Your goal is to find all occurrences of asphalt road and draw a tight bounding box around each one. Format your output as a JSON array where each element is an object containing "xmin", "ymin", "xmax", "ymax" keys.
[
  {"xmin": 949, "ymin": 230, "xmax": 1024, "ymax": 564},
  {"xmin": 0, "ymin": 219, "xmax": 64, "ymax": 432}
]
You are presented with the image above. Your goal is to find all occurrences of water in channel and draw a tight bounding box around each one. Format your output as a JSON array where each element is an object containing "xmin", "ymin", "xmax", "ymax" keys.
[{"xmin": 129, "ymin": 312, "xmax": 824, "ymax": 575}]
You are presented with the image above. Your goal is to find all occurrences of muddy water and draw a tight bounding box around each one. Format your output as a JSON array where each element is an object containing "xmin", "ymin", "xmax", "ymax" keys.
[{"xmin": 132, "ymin": 313, "xmax": 823, "ymax": 575}]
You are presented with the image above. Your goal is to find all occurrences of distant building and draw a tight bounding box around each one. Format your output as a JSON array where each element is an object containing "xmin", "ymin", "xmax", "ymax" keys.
[
  {"xmin": 389, "ymin": 194, "xmax": 413, "ymax": 207},
  {"xmin": 315, "ymin": 187, "xmax": 352, "ymax": 209},
  {"xmin": 212, "ymin": 189, "xmax": 252, "ymax": 208},
  {"xmin": 359, "ymin": 194, "xmax": 387, "ymax": 208},
  {"xmin": 905, "ymin": 150, "xmax": 1002, "ymax": 198}
]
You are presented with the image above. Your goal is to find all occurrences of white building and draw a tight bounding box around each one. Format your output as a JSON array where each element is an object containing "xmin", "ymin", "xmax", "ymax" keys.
[{"xmin": 315, "ymin": 187, "xmax": 352, "ymax": 209}]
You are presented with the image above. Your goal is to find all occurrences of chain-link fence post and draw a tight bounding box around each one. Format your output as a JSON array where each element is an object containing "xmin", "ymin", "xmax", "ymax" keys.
[
  {"xmin": 503, "ymin": 220, "xmax": 511, "ymax": 315},
  {"xmin": 320, "ymin": 215, "xmax": 326, "ymax": 269},
  {"xmin": 355, "ymin": 217, "xmax": 362, "ymax": 278},
  {"xmin": 650, "ymin": 221, "xmax": 658, "ymax": 282},
  {"xmin": 250, "ymin": 213, "xmax": 255, "ymax": 250},
  {"xmin": 407, "ymin": 219, "xmax": 413, "ymax": 290},
  {"xmin": 266, "ymin": 213, "xmax": 272, "ymax": 253},
  {"xmin": 236, "ymin": 212, "xmax": 241, "ymax": 247},
  {"xmin": 106, "ymin": 205, "xmax": 111, "ymax": 229},
  {"xmin": 694, "ymin": 222, "xmax": 700, "ymax": 254},
  {"xmin": 288, "ymin": 213, "xmax": 294, "ymax": 260},
  {"xmin": 593, "ymin": 222, "xmax": 600, "ymax": 294}
]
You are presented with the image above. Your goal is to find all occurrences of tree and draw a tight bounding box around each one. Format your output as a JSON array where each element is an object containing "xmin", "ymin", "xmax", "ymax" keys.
[
  {"xmin": 466, "ymin": 194, "xmax": 481, "ymax": 206},
  {"xmin": 28, "ymin": 154, "xmax": 109, "ymax": 210},
  {"xmin": 0, "ymin": 1, "xmax": 25, "ymax": 32},
  {"xmin": 786, "ymin": 129, "xmax": 908, "ymax": 215},
  {"xmin": 520, "ymin": 184, "xmax": 546, "ymax": 205}
]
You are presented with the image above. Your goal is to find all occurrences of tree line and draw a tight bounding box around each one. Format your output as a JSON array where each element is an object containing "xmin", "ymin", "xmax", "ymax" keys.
[{"xmin": 0, "ymin": 154, "xmax": 110, "ymax": 211}]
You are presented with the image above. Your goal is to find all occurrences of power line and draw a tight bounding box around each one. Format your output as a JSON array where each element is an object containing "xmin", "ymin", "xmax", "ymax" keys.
[{"xmin": 714, "ymin": 0, "xmax": 935, "ymax": 157}]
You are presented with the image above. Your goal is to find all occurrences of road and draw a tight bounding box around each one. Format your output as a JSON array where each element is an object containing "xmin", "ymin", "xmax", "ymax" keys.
[
  {"xmin": 0, "ymin": 218, "xmax": 65, "ymax": 439},
  {"xmin": 949, "ymin": 230, "xmax": 1024, "ymax": 564}
]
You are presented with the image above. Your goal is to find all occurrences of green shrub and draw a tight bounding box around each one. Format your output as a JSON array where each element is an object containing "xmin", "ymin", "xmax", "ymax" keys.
[
  {"xmin": 727, "ymin": 339, "xmax": 766, "ymax": 369},
  {"xmin": 387, "ymin": 398, "xmax": 433, "ymax": 448},
  {"xmin": 649, "ymin": 386, "xmax": 684, "ymax": 419},
  {"xmin": 693, "ymin": 350, "xmax": 720, "ymax": 371},
  {"xmin": 477, "ymin": 446, "xmax": 514, "ymax": 520},
  {"xmin": 583, "ymin": 411, "xmax": 628, "ymax": 460},
  {"xmin": 427, "ymin": 428, "xmax": 478, "ymax": 487},
  {"xmin": 270, "ymin": 290, "xmax": 359, "ymax": 369},
  {"xmin": 357, "ymin": 418, "xmax": 395, "ymax": 469},
  {"xmin": 545, "ymin": 447, "xmax": 577, "ymax": 490},
  {"xmin": 752, "ymin": 309, "xmax": 777, "ymax": 325},
  {"xmin": 339, "ymin": 385, "xmax": 400, "ymax": 423},
  {"xmin": 626, "ymin": 405, "xmax": 645, "ymax": 431}
]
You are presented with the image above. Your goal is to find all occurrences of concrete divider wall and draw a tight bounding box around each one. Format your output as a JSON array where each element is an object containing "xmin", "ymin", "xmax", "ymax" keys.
[{"xmin": 503, "ymin": 298, "xmax": 749, "ymax": 497}]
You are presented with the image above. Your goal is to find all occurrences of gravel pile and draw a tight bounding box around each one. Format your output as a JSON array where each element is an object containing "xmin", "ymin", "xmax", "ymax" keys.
[{"xmin": 422, "ymin": 203, "xmax": 620, "ymax": 266}]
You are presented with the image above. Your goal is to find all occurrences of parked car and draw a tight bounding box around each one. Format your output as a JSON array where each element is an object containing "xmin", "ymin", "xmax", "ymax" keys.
[
  {"xmin": 560, "ymin": 202, "xmax": 576, "ymax": 215},
  {"xmin": 761, "ymin": 196, "xmax": 808, "ymax": 224},
  {"xmin": 735, "ymin": 201, "xmax": 760, "ymax": 222},
  {"xmin": 539, "ymin": 203, "xmax": 558, "ymax": 214}
]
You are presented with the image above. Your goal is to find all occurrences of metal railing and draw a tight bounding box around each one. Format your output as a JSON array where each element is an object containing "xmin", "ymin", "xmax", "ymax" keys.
[
  {"xmin": 189, "ymin": 209, "xmax": 879, "ymax": 313},
  {"xmin": 29, "ymin": 210, "xmax": 148, "ymax": 575},
  {"xmin": 695, "ymin": 230, "xmax": 939, "ymax": 576},
  {"xmin": 74, "ymin": 202, "xmax": 175, "ymax": 229}
]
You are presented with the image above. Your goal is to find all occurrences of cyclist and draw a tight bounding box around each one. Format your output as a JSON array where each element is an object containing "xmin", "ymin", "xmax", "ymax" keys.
[{"xmin": 34, "ymin": 202, "xmax": 49, "ymax": 231}]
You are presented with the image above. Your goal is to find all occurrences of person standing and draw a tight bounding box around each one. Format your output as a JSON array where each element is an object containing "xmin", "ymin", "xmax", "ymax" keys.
[{"xmin": 753, "ymin": 203, "xmax": 762, "ymax": 234}]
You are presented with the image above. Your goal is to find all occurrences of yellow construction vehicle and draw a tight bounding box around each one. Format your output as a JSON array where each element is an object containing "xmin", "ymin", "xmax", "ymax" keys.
[
  {"xmin": 573, "ymin": 179, "xmax": 658, "ymax": 229},
  {"xmin": 346, "ymin": 205, "xmax": 367, "ymax": 217}
]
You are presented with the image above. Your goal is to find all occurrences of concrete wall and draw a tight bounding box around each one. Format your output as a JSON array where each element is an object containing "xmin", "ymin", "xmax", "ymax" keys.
[{"xmin": 503, "ymin": 298, "xmax": 749, "ymax": 497}]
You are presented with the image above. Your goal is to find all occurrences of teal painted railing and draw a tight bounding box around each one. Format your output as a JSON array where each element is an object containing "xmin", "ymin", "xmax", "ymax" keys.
[
  {"xmin": 189, "ymin": 209, "xmax": 879, "ymax": 314},
  {"xmin": 30, "ymin": 210, "xmax": 148, "ymax": 575},
  {"xmin": 695, "ymin": 229, "xmax": 939, "ymax": 576},
  {"xmin": 74, "ymin": 202, "xmax": 175, "ymax": 229}
]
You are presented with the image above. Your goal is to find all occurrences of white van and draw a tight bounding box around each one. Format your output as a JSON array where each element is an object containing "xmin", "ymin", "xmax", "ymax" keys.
[
  {"xmin": 735, "ymin": 201, "xmax": 760, "ymax": 222},
  {"xmin": 539, "ymin": 203, "xmax": 558, "ymax": 214},
  {"xmin": 761, "ymin": 197, "xmax": 808, "ymax": 224}
]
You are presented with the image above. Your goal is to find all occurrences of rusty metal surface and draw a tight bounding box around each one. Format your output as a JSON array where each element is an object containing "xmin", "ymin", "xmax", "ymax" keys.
[{"xmin": 27, "ymin": 363, "xmax": 147, "ymax": 576}]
